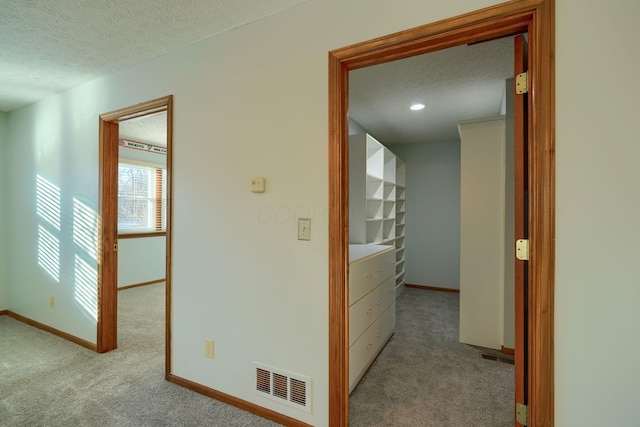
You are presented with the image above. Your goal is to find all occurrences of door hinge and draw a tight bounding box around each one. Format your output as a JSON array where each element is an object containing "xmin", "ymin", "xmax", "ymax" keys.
[
  {"xmin": 516, "ymin": 403, "xmax": 528, "ymax": 425},
  {"xmin": 516, "ymin": 71, "xmax": 528, "ymax": 94},
  {"xmin": 516, "ymin": 239, "xmax": 529, "ymax": 261}
]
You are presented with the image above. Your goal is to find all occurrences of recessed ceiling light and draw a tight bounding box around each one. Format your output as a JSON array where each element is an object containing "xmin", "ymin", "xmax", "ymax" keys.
[{"xmin": 410, "ymin": 103, "xmax": 426, "ymax": 111}]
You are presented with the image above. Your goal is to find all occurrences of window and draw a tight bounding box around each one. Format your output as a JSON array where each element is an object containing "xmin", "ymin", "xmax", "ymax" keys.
[{"xmin": 118, "ymin": 162, "xmax": 166, "ymax": 232}]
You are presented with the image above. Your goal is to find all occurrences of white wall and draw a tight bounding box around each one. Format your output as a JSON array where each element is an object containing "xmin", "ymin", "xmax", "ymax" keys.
[
  {"xmin": 117, "ymin": 236, "xmax": 166, "ymax": 288},
  {"xmin": 391, "ymin": 141, "xmax": 461, "ymax": 289},
  {"xmin": 348, "ymin": 117, "xmax": 368, "ymax": 135},
  {"xmin": 3, "ymin": 0, "xmax": 640, "ymax": 425},
  {"xmin": 0, "ymin": 112, "xmax": 7, "ymax": 311},
  {"xmin": 555, "ymin": 1, "xmax": 640, "ymax": 425}
]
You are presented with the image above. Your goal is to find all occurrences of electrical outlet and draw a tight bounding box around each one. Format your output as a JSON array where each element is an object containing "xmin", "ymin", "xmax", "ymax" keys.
[
  {"xmin": 204, "ymin": 339, "xmax": 215, "ymax": 359},
  {"xmin": 49, "ymin": 296, "xmax": 55, "ymax": 308}
]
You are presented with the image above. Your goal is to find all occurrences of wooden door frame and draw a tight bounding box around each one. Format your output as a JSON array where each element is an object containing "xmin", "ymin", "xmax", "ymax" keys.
[
  {"xmin": 328, "ymin": 0, "xmax": 554, "ymax": 425},
  {"xmin": 97, "ymin": 96, "xmax": 174, "ymax": 379}
]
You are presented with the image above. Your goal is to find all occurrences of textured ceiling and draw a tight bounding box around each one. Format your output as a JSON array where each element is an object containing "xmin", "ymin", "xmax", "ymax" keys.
[
  {"xmin": 1, "ymin": 1, "xmax": 516, "ymax": 147},
  {"xmin": 119, "ymin": 111, "xmax": 167, "ymax": 146},
  {"xmin": 0, "ymin": 0, "xmax": 310, "ymax": 112},
  {"xmin": 349, "ymin": 37, "xmax": 514, "ymax": 145}
]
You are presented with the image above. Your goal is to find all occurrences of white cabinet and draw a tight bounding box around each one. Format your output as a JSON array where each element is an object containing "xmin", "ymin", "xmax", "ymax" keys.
[
  {"xmin": 458, "ymin": 116, "xmax": 506, "ymax": 350},
  {"xmin": 348, "ymin": 244, "xmax": 396, "ymax": 393}
]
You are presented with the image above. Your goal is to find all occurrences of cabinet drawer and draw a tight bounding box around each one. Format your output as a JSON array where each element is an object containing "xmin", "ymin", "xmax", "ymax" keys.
[
  {"xmin": 349, "ymin": 326, "xmax": 377, "ymax": 391},
  {"xmin": 374, "ymin": 276, "xmax": 395, "ymax": 316},
  {"xmin": 349, "ymin": 276, "xmax": 395, "ymax": 346},
  {"xmin": 374, "ymin": 301, "xmax": 396, "ymax": 347},
  {"xmin": 349, "ymin": 248, "xmax": 395, "ymax": 304},
  {"xmin": 349, "ymin": 288, "xmax": 378, "ymax": 346}
]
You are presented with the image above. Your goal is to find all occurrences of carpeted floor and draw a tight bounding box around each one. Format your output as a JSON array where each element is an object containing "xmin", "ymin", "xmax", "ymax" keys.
[
  {"xmin": 0, "ymin": 283, "xmax": 281, "ymax": 427},
  {"xmin": 1, "ymin": 284, "xmax": 513, "ymax": 426},
  {"xmin": 349, "ymin": 287, "xmax": 514, "ymax": 426}
]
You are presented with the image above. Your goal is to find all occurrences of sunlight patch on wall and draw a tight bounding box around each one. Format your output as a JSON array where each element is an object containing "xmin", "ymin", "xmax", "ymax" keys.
[
  {"xmin": 36, "ymin": 175, "xmax": 61, "ymax": 230},
  {"xmin": 36, "ymin": 174, "xmax": 61, "ymax": 282},
  {"xmin": 37, "ymin": 225, "xmax": 60, "ymax": 282},
  {"xmin": 74, "ymin": 255, "xmax": 97, "ymax": 320},
  {"xmin": 73, "ymin": 198, "xmax": 98, "ymax": 261}
]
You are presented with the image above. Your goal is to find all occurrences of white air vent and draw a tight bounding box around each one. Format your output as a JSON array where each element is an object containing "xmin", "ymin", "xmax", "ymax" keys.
[{"xmin": 253, "ymin": 362, "xmax": 312, "ymax": 413}]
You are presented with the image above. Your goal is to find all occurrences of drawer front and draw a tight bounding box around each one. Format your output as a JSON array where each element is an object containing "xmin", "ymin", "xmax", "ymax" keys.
[
  {"xmin": 372, "ymin": 249, "xmax": 396, "ymax": 282},
  {"xmin": 349, "ymin": 287, "xmax": 379, "ymax": 346},
  {"xmin": 349, "ymin": 248, "xmax": 395, "ymax": 304},
  {"xmin": 374, "ymin": 301, "xmax": 396, "ymax": 348},
  {"xmin": 349, "ymin": 326, "xmax": 377, "ymax": 391},
  {"xmin": 374, "ymin": 276, "xmax": 395, "ymax": 316},
  {"xmin": 349, "ymin": 257, "xmax": 379, "ymax": 304}
]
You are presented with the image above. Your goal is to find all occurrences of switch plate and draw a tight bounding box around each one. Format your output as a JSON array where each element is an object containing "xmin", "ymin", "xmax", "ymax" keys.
[
  {"xmin": 50, "ymin": 296, "xmax": 55, "ymax": 308},
  {"xmin": 204, "ymin": 339, "xmax": 215, "ymax": 359},
  {"xmin": 298, "ymin": 218, "xmax": 311, "ymax": 240},
  {"xmin": 250, "ymin": 177, "xmax": 265, "ymax": 193}
]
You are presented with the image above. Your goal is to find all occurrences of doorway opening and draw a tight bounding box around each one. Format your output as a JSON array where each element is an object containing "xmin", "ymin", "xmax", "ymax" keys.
[
  {"xmin": 97, "ymin": 96, "xmax": 174, "ymax": 378},
  {"xmin": 346, "ymin": 33, "xmax": 520, "ymax": 423},
  {"xmin": 328, "ymin": 1, "xmax": 554, "ymax": 425}
]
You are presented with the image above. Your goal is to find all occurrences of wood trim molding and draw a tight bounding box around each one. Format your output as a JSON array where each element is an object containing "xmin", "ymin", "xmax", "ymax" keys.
[
  {"xmin": 164, "ymin": 94, "xmax": 174, "ymax": 379},
  {"xmin": 100, "ymin": 97, "xmax": 170, "ymax": 122},
  {"xmin": 97, "ymin": 95, "xmax": 173, "ymax": 357},
  {"xmin": 118, "ymin": 279, "xmax": 165, "ymax": 291},
  {"xmin": 328, "ymin": 1, "xmax": 554, "ymax": 425},
  {"xmin": 502, "ymin": 346, "xmax": 516, "ymax": 356},
  {"xmin": 7, "ymin": 311, "xmax": 97, "ymax": 351},
  {"xmin": 404, "ymin": 284, "xmax": 460, "ymax": 293},
  {"xmin": 98, "ymin": 118, "xmax": 119, "ymax": 353},
  {"xmin": 0, "ymin": 310, "xmax": 8, "ymax": 316},
  {"xmin": 118, "ymin": 231, "xmax": 166, "ymax": 239},
  {"xmin": 328, "ymin": 50, "xmax": 350, "ymax": 427},
  {"xmin": 168, "ymin": 375, "xmax": 313, "ymax": 427}
]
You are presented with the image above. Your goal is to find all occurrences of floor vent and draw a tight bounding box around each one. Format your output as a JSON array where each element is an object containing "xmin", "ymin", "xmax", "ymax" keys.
[
  {"xmin": 254, "ymin": 363, "xmax": 312, "ymax": 413},
  {"xmin": 481, "ymin": 353, "xmax": 515, "ymax": 365}
]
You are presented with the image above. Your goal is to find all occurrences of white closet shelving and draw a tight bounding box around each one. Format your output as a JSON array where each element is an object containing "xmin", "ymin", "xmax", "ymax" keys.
[
  {"xmin": 349, "ymin": 134, "xmax": 397, "ymax": 245},
  {"xmin": 394, "ymin": 157, "xmax": 406, "ymax": 293},
  {"xmin": 348, "ymin": 133, "xmax": 407, "ymax": 392}
]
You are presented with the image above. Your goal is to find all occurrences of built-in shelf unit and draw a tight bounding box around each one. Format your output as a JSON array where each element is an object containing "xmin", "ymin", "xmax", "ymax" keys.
[
  {"xmin": 395, "ymin": 156, "xmax": 406, "ymax": 292},
  {"xmin": 348, "ymin": 133, "xmax": 406, "ymax": 392}
]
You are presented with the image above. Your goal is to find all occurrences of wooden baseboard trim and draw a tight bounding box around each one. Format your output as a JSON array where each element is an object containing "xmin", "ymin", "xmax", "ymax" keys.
[
  {"xmin": 168, "ymin": 374, "xmax": 312, "ymax": 427},
  {"xmin": 6, "ymin": 311, "xmax": 97, "ymax": 352},
  {"xmin": 501, "ymin": 346, "xmax": 515, "ymax": 356},
  {"xmin": 0, "ymin": 310, "xmax": 8, "ymax": 316},
  {"xmin": 404, "ymin": 284, "xmax": 460, "ymax": 294},
  {"xmin": 118, "ymin": 279, "xmax": 165, "ymax": 291}
]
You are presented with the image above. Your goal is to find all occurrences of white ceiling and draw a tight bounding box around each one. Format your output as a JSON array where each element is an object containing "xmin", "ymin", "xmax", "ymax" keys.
[
  {"xmin": 119, "ymin": 111, "xmax": 167, "ymax": 146},
  {"xmin": 1, "ymin": 1, "xmax": 514, "ymax": 146},
  {"xmin": 349, "ymin": 37, "xmax": 514, "ymax": 145},
  {"xmin": 0, "ymin": 0, "xmax": 311, "ymax": 112}
]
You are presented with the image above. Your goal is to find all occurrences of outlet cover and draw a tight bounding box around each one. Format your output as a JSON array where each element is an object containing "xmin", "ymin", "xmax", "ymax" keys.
[{"xmin": 204, "ymin": 339, "xmax": 215, "ymax": 359}]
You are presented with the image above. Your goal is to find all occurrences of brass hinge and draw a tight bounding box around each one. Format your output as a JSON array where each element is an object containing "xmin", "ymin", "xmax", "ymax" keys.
[
  {"xmin": 516, "ymin": 239, "xmax": 529, "ymax": 261},
  {"xmin": 516, "ymin": 71, "xmax": 528, "ymax": 94},
  {"xmin": 516, "ymin": 403, "xmax": 528, "ymax": 425}
]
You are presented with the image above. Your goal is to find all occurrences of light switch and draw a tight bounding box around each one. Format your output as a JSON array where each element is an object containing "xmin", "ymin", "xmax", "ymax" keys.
[
  {"xmin": 251, "ymin": 177, "xmax": 265, "ymax": 193},
  {"xmin": 298, "ymin": 218, "xmax": 311, "ymax": 240}
]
